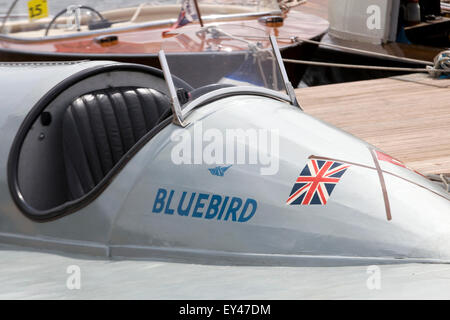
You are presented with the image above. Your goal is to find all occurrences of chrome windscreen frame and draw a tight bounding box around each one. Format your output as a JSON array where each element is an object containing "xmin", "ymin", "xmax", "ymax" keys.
[
  {"xmin": 158, "ymin": 50, "xmax": 184, "ymax": 126},
  {"xmin": 158, "ymin": 35, "xmax": 301, "ymax": 127},
  {"xmin": 269, "ymin": 35, "xmax": 301, "ymax": 109}
]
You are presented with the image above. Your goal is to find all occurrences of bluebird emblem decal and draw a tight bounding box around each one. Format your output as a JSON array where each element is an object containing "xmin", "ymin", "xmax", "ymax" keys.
[{"xmin": 208, "ymin": 165, "xmax": 232, "ymax": 177}]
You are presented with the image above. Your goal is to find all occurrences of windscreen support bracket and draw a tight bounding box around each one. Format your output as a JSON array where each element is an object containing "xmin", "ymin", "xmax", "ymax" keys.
[
  {"xmin": 159, "ymin": 36, "xmax": 302, "ymax": 127},
  {"xmin": 269, "ymin": 35, "xmax": 302, "ymax": 110},
  {"xmin": 158, "ymin": 50, "xmax": 186, "ymax": 127}
]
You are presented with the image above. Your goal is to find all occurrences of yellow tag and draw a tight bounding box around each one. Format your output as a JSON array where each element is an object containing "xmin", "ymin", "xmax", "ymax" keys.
[{"xmin": 27, "ymin": 0, "xmax": 49, "ymax": 21}]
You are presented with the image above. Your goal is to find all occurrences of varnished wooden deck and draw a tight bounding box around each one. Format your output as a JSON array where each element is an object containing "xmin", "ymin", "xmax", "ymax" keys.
[
  {"xmin": 295, "ymin": 74, "xmax": 450, "ymax": 175},
  {"xmin": 294, "ymin": 0, "xmax": 329, "ymax": 19}
]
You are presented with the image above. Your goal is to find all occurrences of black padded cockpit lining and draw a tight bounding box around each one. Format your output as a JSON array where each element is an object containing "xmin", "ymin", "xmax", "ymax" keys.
[{"xmin": 62, "ymin": 87, "xmax": 170, "ymax": 200}]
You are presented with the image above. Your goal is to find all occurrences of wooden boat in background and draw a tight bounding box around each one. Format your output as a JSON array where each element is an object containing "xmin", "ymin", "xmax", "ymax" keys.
[
  {"xmin": 0, "ymin": 0, "xmax": 329, "ymax": 86},
  {"xmin": 295, "ymin": 0, "xmax": 450, "ymax": 86}
]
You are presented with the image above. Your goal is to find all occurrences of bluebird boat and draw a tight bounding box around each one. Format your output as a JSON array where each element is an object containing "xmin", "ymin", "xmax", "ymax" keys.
[{"xmin": 0, "ymin": 30, "xmax": 448, "ymax": 266}]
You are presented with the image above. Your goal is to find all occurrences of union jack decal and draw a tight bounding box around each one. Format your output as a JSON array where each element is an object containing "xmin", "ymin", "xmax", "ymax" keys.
[{"xmin": 286, "ymin": 159, "xmax": 350, "ymax": 205}]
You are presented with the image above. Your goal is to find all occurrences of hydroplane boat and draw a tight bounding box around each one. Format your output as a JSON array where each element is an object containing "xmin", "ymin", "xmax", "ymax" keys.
[{"xmin": 0, "ymin": 29, "xmax": 449, "ymax": 267}]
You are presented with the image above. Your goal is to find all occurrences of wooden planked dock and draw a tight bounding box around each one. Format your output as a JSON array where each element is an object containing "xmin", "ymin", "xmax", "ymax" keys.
[{"xmin": 295, "ymin": 74, "xmax": 450, "ymax": 175}]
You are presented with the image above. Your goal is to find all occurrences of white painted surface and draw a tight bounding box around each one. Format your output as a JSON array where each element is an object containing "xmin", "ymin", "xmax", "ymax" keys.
[
  {"xmin": 1, "ymin": 94, "xmax": 449, "ymax": 263},
  {"xmin": 328, "ymin": 0, "xmax": 400, "ymax": 44},
  {"xmin": 1, "ymin": 245, "xmax": 450, "ymax": 299}
]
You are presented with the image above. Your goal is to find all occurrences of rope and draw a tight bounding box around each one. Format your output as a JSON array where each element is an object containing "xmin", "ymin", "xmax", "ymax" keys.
[
  {"xmin": 279, "ymin": 0, "xmax": 307, "ymax": 12},
  {"xmin": 442, "ymin": 174, "xmax": 450, "ymax": 193},
  {"xmin": 287, "ymin": 36, "xmax": 434, "ymax": 66},
  {"xmin": 428, "ymin": 50, "xmax": 450, "ymax": 78},
  {"xmin": 239, "ymin": 34, "xmax": 434, "ymax": 67},
  {"xmin": 229, "ymin": 33, "xmax": 450, "ymax": 75},
  {"xmin": 0, "ymin": 0, "xmax": 19, "ymax": 33},
  {"xmin": 130, "ymin": 3, "xmax": 146, "ymax": 23},
  {"xmin": 227, "ymin": 31, "xmax": 450, "ymax": 75},
  {"xmin": 428, "ymin": 174, "xmax": 450, "ymax": 193},
  {"xmin": 282, "ymin": 58, "xmax": 432, "ymax": 73},
  {"xmin": 282, "ymin": 50, "xmax": 450, "ymax": 76}
]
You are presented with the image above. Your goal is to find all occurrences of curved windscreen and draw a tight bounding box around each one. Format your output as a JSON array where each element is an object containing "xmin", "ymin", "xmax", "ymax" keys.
[
  {"xmin": 159, "ymin": 24, "xmax": 297, "ymax": 125},
  {"xmin": 162, "ymin": 24, "xmax": 284, "ymax": 91},
  {"xmin": 0, "ymin": 0, "xmax": 280, "ymax": 38}
]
